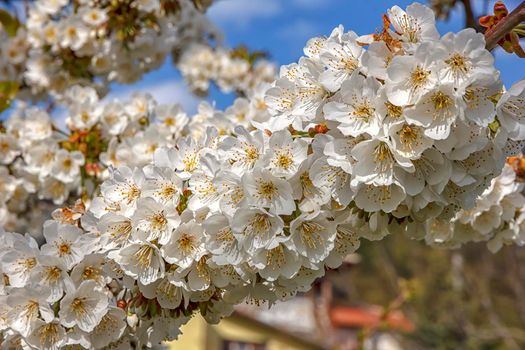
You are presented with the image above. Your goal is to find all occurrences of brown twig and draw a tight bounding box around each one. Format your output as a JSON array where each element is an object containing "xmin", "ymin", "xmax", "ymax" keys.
[
  {"xmin": 485, "ymin": 1, "xmax": 525, "ymax": 50},
  {"xmin": 460, "ymin": 0, "xmax": 482, "ymax": 31}
]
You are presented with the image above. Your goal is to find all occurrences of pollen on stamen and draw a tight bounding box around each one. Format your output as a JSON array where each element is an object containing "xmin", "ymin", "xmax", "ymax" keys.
[
  {"xmin": 18, "ymin": 257, "xmax": 37, "ymax": 270},
  {"xmin": 82, "ymin": 266, "xmax": 101, "ymax": 281},
  {"xmin": 56, "ymin": 241, "xmax": 72, "ymax": 257},
  {"xmin": 177, "ymin": 233, "xmax": 195, "ymax": 254},
  {"xmin": 37, "ymin": 323, "xmax": 61, "ymax": 347},
  {"xmin": 256, "ymin": 179, "xmax": 278, "ymax": 200},
  {"xmin": 445, "ymin": 52, "xmax": 471, "ymax": 78},
  {"xmin": 150, "ymin": 212, "xmax": 168, "ymax": 231},
  {"xmin": 299, "ymin": 221, "xmax": 325, "ymax": 249},
  {"xmin": 71, "ymin": 297, "xmax": 87, "ymax": 316},
  {"xmin": 44, "ymin": 266, "xmax": 62, "ymax": 283},
  {"xmin": 398, "ymin": 124, "xmax": 420, "ymax": 151},
  {"xmin": 133, "ymin": 245, "xmax": 155, "ymax": 268},
  {"xmin": 266, "ymin": 245, "xmax": 286, "ymax": 270},
  {"xmin": 246, "ymin": 214, "xmax": 271, "ymax": 237},
  {"xmin": 431, "ymin": 91, "xmax": 452, "ymax": 111},
  {"xmin": 274, "ymin": 150, "xmax": 293, "ymax": 170},
  {"xmin": 410, "ymin": 66, "xmax": 430, "ymax": 89},
  {"xmin": 385, "ymin": 101, "xmax": 403, "ymax": 119},
  {"xmin": 352, "ymin": 99, "xmax": 375, "ymax": 121}
]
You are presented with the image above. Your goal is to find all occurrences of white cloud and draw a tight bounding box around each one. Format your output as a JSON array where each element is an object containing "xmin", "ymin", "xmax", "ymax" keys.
[
  {"xmin": 280, "ymin": 19, "xmax": 319, "ymax": 42},
  {"xmin": 292, "ymin": 0, "xmax": 331, "ymax": 9},
  {"xmin": 208, "ymin": 0, "xmax": 282, "ymax": 28}
]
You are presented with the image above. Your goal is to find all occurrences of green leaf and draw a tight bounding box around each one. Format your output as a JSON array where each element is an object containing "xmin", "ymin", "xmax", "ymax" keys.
[
  {"xmin": 488, "ymin": 118, "xmax": 500, "ymax": 135},
  {"xmin": 0, "ymin": 9, "xmax": 20, "ymax": 37},
  {"xmin": 0, "ymin": 81, "xmax": 19, "ymax": 113}
]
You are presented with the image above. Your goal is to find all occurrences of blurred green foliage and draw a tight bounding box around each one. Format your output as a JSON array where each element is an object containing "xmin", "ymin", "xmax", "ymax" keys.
[{"xmin": 329, "ymin": 234, "xmax": 525, "ymax": 349}]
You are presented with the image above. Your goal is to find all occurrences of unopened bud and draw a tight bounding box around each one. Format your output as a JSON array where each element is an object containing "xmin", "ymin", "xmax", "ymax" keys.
[{"xmin": 117, "ymin": 299, "xmax": 127, "ymax": 309}]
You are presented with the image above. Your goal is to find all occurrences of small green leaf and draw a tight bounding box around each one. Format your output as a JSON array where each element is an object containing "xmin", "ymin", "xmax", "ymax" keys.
[
  {"xmin": 0, "ymin": 9, "xmax": 20, "ymax": 37},
  {"xmin": 0, "ymin": 81, "xmax": 19, "ymax": 113},
  {"xmin": 488, "ymin": 118, "xmax": 500, "ymax": 135}
]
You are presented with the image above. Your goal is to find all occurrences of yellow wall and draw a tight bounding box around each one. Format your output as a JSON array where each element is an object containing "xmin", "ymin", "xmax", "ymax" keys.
[
  {"xmin": 168, "ymin": 315, "xmax": 207, "ymax": 350},
  {"xmin": 168, "ymin": 314, "xmax": 323, "ymax": 350}
]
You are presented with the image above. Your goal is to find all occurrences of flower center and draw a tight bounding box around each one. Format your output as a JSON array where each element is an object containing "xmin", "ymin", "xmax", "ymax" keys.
[
  {"xmin": 398, "ymin": 14, "xmax": 421, "ymax": 42},
  {"xmin": 151, "ymin": 212, "xmax": 167, "ymax": 230},
  {"xmin": 216, "ymin": 227, "xmax": 234, "ymax": 242},
  {"xmin": 385, "ymin": 101, "xmax": 402, "ymax": 119},
  {"xmin": 245, "ymin": 145, "xmax": 259, "ymax": 162},
  {"xmin": 67, "ymin": 27, "xmax": 77, "ymax": 37},
  {"xmin": 0, "ymin": 142, "xmax": 9, "ymax": 153},
  {"xmin": 45, "ymin": 266, "xmax": 62, "ymax": 283},
  {"xmin": 431, "ymin": 91, "xmax": 452, "ymax": 110},
  {"xmin": 399, "ymin": 125, "xmax": 419, "ymax": 147},
  {"xmin": 182, "ymin": 152, "xmax": 199, "ymax": 172},
  {"xmin": 160, "ymin": 185, "xmax": 176, "ymax": 199},
  {"xmin": 353, "ymin": 101, "xmax": 374, "ymax": 120},
  {"xmin": 18, "ymin": 257, "xmax": 37, "ymax": 270},
  {"xmin": 300, "ymin": 222, "xmax": 325, "ymax": 249},
  {"xmin": 343, "ymin": 57, "xmax": 358, "ymax": 72},
  {"xmin": 62, "ymin": 158, "xmax": 72, "ymax": 169},
  {"xmin": 410, "ymin": 66, "xmax": 430, "ymax": 88},
  {"xmin": 82, "ymin": 266, "xmax": 101, "ymax": 281},
  {"xmin": 374, "ymin": 142, "xmax": 392, "ymax": 162},
  {"xmin": 80, "ymin": 112, "xmax": 90, "ymax": 123},
  {"xmin": 266, "ymin": 245, "xmax": 285, "ymax": 269},
  {"xmin": 133, "ymin": 245, "xmax": 155, "ymax": 268},
  {"xmin": 196, "ymin": 257, "xmax": 210, "ymax": 281},
  {"xmin": 177, "ymin": 233, "xmax": 195, "ymax": 253},
  {"xmin": 445, "ymin": 53, "xmax": 470, "ymax": 75},
  {"xmin": 249, "ymin": 214, "xmax": 271, "ymax": 234},
  {"xmin": 255, "ymin": 99, "xmax": 267, "ymax": 110},
  {"xmin": 126, "ymin": 185, "xmax": 141, "ymax": 204},
  {"xmin": 71, "ymin": 297, "xmax": 87, "ymax": 316},
  {"xmin": 164, "ymin": 117, "xmax": 175, "ymax": 126},
  {"xmin": 258, "ymin": 181, "xmax": 277, "ymax": 200},
  {"xmin": 38, "ymin": 323, "xmax": 60, "ymax": 346},
  {"xmin": 56, "ymin": 241, "xmax": 71, "ymax": 256},
  {"xmin": 22, "ymin": 301, "xmax": 39, "ymax": 320},
  {"xmin": 275, "ymin": 152, "xmax": 293, "ymax": 170}
]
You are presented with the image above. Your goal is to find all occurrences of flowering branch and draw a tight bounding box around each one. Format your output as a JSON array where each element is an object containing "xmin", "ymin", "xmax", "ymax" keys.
[
  {"xmin": 2, "ymin": 2, "xmax": 525, "ymax": 349},
  {"xmin": 484, "ymin": 1, "xmax": 525, "ymax": 51}
]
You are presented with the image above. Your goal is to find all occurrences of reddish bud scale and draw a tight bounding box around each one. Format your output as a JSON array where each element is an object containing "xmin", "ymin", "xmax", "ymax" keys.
[
  {"xmin": 507, "ymin": 156, "xmax": 525, "ymax": 182},
  {"xmin": 117, "ymin": 300, "xmax": 127, "ymax": 309},
  {"xmin": 85, "ymin": 162, "xmax": 101, "ymax": 176},
  {"xmin": 308, "ymin": 124, "xmax": 330, "ymax": 137}
]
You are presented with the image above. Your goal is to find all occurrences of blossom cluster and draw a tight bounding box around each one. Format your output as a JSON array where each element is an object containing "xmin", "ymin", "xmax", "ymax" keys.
[
  {"xmin": 1, "ymin": 0, "xmax": 217, "ymax": 100},
  {"xmin": 424, "ymin": 79, "xmax": 525, "ymax": 251},
  {"xmin": 0, "ymin": 71, "xmax": 277, "ymax": 235},
  {"xmin": 256, "ymin": 3, "xmax": 525, "ymax": 234},
  {"xmin": 178, "ymin": 44, "xmax": 276, "ymax": 95},
  {"xmin": 0, "ymin": 214, "xmax": 207, "ymax": 349},
  {"xmin": 426, "ymin": 163, "xmax": 525, "ymax": 252},
  {"xmin": 0, "ymin": 105, "xmax": 80, "ymax": 236},
  {"xmin": 60, "ymin": 3, "xmax": 525, "ymax": 346},
  {"xmin": 2, "ymin": 2, "xmax": 525, "ymax": 349},
  {"xmin": 0, "ymin": 87, "xmax": 197, "ymax": 234},
  {"xmin": 0, "ymin": 90, "xmax": 277, "ymax": 347}
]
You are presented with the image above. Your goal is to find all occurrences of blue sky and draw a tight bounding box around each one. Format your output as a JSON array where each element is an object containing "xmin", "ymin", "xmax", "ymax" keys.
[{"xmin": 112, "ymin": 0, "xmax": 525, "ymax": 113}]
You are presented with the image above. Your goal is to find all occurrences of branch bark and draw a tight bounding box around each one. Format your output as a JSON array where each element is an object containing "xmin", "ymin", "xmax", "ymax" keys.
[
  {"xmin": 485, "ymin": 1, "xmax": 525, "ymax": 50},
  {"xmin": 460, "ymin": 0, "xmax": 482, "ymax": 31}
]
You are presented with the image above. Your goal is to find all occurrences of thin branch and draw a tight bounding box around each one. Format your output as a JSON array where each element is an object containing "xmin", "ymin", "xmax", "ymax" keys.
[
  {"xmin": 460, "ymin": 0, "xmax": 482, "ymax": 31},
  {"xmin": 485, "ymin": 1, "xmax": 525, "ymax": 50}
]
